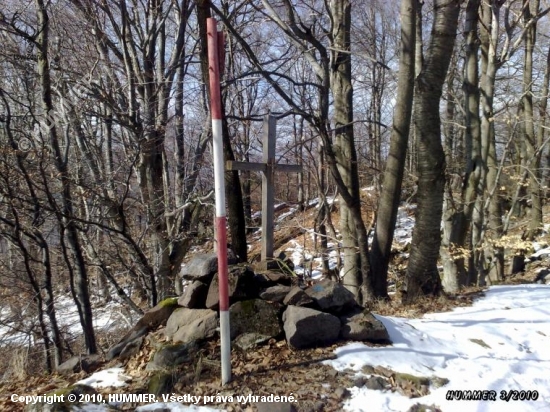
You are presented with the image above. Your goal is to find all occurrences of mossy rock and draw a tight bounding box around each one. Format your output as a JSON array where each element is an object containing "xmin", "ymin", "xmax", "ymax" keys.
[
  {"xmin": 158, "ymin": 297, "xmax": 179, "ymax": 308},
  {"xmin": 146, "ymin": 341, "xmax": 198, "ymax": 371},
  {"xmin": 26, "ymin": 385, "xmax": 98, "ymax": 412},
  {"xmin": 148, "ymin": 371, "xmax": 177, "ymax": 396},
  {"xmin": 229, "ymin": 299, "xmax": 283, "ymax": 340}
]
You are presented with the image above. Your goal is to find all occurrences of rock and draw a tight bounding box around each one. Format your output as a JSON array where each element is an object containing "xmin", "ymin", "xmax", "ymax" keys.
[
  {"xmin": 255, "ymin": 403, "xmax": 297, "ymax": 412},
  {"xmin": 206, "ymin": 265, "xmax": 259, "ymax": 309},
  {"xmin": 56, "ymin": 354, "xmax": 102, "ymax": 375},
  {"xmin": 282, "ymin": 306, "xmax": 340, "ymax": 349},
  {"xmin": 180, "ymin": 251, "xmax": 238, "ymax": 283},
  {"xmin": 165, "ymin": 308, "xmax": 218, "ymax": 343},
  {"xmin": 119, "ymin": 336, "xmax": 144, "ymax": 361},
  {"xmin": 148, "ymin": 372, "xmax": 176, "ymax": 396},
  {"xmin": 253, "ymin": 272, "xmax": 293, "ymax": 287},
  {"xmin": 180, "ymin": 253, "xmax": 218, "ymax": 282},
  {"xmin": 535, "ymin": 269, "xmax": 550, "ymax": 284},
  {"xmin": 353, "ymin": 376, "xmax": 367, "ymax": 388},
  {"xmin": 146, "ymin": 341, "xmax": 198, "ymax": 371},
  {"xmin": 339, "ymin": 309, "xmax": 390, "ymax": 342},
  {"xmin": 334, "ymin": 387, "xmax": 350, "ymax": 400},
  {"xmin": 229, "ymin": 299, "xmax": 282, "ymax": 340},
  {"xmin": 24, "ymin": 385, "xmax": 98, "ymax": 412},
  {"xmin": 178, "ymin": 280, "xmax": 209, "ymax": 308},
  {"xmin": 283, "ymin": 286, "xmax": 315, "ymax": 307},
  {"xmin": 365, "ymin": 376, "xmax": 388, "ymax": 391},
  {"xmin": 260, "ymin": 285, "xmax": 292, "ymax": 303},
  {"xmin": 233, "ymin": 332, "xmax": 272, "ymax": 351},
  {"xmin": 106, "ymin": 297, "xmax": 179, "ymax": 360},
  {"xmin": 305, "ymin": 279, "xmax": 357, "ymax": 314}
]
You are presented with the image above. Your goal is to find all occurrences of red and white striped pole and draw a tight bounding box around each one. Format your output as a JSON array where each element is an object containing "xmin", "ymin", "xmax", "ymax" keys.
[{"xmin": 207, "ymin": 17, "xmax": 231, "ymax": 385}]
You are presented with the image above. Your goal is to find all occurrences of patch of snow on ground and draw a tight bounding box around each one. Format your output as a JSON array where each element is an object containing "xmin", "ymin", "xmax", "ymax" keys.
[
  {"xmin": 327, "ymin": 284, "xmax": 550, "ymax": 412},
  {"xmin": 76, "ymin": 368, "xmax": 131, "ymax": 388}
]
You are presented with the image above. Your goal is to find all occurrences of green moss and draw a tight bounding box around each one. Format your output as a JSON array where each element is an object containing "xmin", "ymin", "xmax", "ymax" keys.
[
  {"xmin": 46, "ymin": 387, "xmax": 71, "ymax": 397},
  {"xmin": 239, "ymin": 299, "xmax": 257, "ymax": 315},
  {"xmin": 148, "ymin": 372, "xmax": 176, "ymax": 395},
  {"xmin": 158, "ymin": 297, "xmax": 179, "ymax": 308}
]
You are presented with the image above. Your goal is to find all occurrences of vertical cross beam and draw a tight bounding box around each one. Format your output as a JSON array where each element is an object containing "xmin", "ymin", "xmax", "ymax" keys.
[{"xmin": 261, "ymin": 114, "xmax": 277, "ymax": 263}]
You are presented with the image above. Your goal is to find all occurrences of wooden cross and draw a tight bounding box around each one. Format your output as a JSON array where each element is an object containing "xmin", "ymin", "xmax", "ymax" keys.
[{"xmin": 227, "ymin": 114, "xmax": 301, "ymax": 269}]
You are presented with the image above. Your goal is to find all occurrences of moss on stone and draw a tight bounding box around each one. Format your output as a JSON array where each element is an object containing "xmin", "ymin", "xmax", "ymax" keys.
[
  {"xmin": 158, "ymin": 297, "xmax": 179, "ymax": 308},
  {"xmin": 148, "ymin": 371, "xmax": 176, "ymax": 395}
]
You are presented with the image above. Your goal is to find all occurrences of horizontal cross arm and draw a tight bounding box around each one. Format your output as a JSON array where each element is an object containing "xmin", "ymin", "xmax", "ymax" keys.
[
  {"xmin": 274, "ymin": 164, "xmax": 302, "ymax": 173},
  {"xmin": 226, "ymin": 160, "xmax": 266, "ymax": 172},
  {"xmin": 226, "ymin": 160, "xmax": 301, "ymax": 174}
]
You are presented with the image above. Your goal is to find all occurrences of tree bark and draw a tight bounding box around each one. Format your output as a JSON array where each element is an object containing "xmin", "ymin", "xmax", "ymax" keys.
[
  {"xmin": 441, "ymin": 0, "xmax": 482, "ymax": 292},
  {"xmin": 370, "ymin": 0, "xmax": 416, "ymax": 299},
  {"xmin": 521, "ymin": 0, "xmax": 542, "ymax": 240},
  {"xmin": 404, "ymin": 0, "xmax": 461, "ymax": 304},
  {"xmin": 328, "ymin": 0, "xmax": 374, "ymax": 302}
]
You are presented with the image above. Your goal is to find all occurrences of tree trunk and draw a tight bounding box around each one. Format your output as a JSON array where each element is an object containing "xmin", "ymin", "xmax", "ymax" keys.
[
  {"xmin": 441, "ymin": 0, "xmax": 482, "ymax": 292},
  {"xmin": 404, "ymin": 0, "xmax": 461, "ymax": 304},
  {"xmin": 478, "ymin": 0, "xmax": 504, "ymax": 284},
  {"xmin": 522, "ymin": 0, "xmax": 542, "ymax": 240},
  {"xmin": 329, "ymin": 0, "xmax": 372, "ymax": 302},
  {"xmin": 370, "ymin": 0, "xmax": 416, "ymax": 299}
]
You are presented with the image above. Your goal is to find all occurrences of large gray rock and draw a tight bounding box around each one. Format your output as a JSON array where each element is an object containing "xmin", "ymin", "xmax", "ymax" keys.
[
  {"xmin": 305, "ymin": 279, "xmax": 357, "ymax": 314},
  {"xmin": 535, "ymin": 269, "xmax": 550, "ymax": 284},
  {"xmin": 56, "ymin": 354, "xmax": 102, "ymax": 375},
  {"xmin": 165, "ymin": 308, "xmax": 218, "ymax": 343},
  {"xmin": 180, "ymin": 251, "xmax": 238, "ymax": 283},
  {"xmin": 283, "ymin": 306, "xmax": 341, "ymax": 349},
  {"xmin": 178, "ymin": 280, "xmax": 209, "ymax": 308},
  {"xmin": 206, "ymin": 265, "xmax": 259, "ymax": 309},
  {"xmin": 119, "ymin": 336, "xmax": 144, "ymax": 361},
  {"xmin": 146, "ymin": 341, "xmax": 198, "ymax": 371},
  {"xmin": 260, "ymin": 285, "xmax": 292, "ymax": 303},
  {"xmin": 229, "ymin": 299, "xmax": 282, "ymax": 340},
  {"xmin": 106, "ymin": 297, "xmax": 179, "ymax": 360},
  {"xmin": 283, "ymin": 286, "xmax": 315, "ymax": 307},
  {"xmin": 180, "ymin": 253, "xmax": 218, "ymax": 282},
  {"xmin": 340, "ymin": 309, "xmax": 390, "ymax": 342}
]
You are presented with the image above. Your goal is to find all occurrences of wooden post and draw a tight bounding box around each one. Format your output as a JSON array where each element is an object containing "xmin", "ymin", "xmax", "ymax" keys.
[
  {"xmin": 227, "ymin": 114, "xmax": 301, "ymax": 269},
  {"xmin": 207, "ymin": 17, "xmax": 230, "ymax": 385}
]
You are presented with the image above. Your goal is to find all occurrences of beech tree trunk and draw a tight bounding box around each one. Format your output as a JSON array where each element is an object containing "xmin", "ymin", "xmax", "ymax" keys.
[
  {"xmin": 370, "ymin": 0, "xmax": 416, "ymax": 298},
  {"xmin": 404, "ymin": 0, "xmax": 461, "ymax": 304}
]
